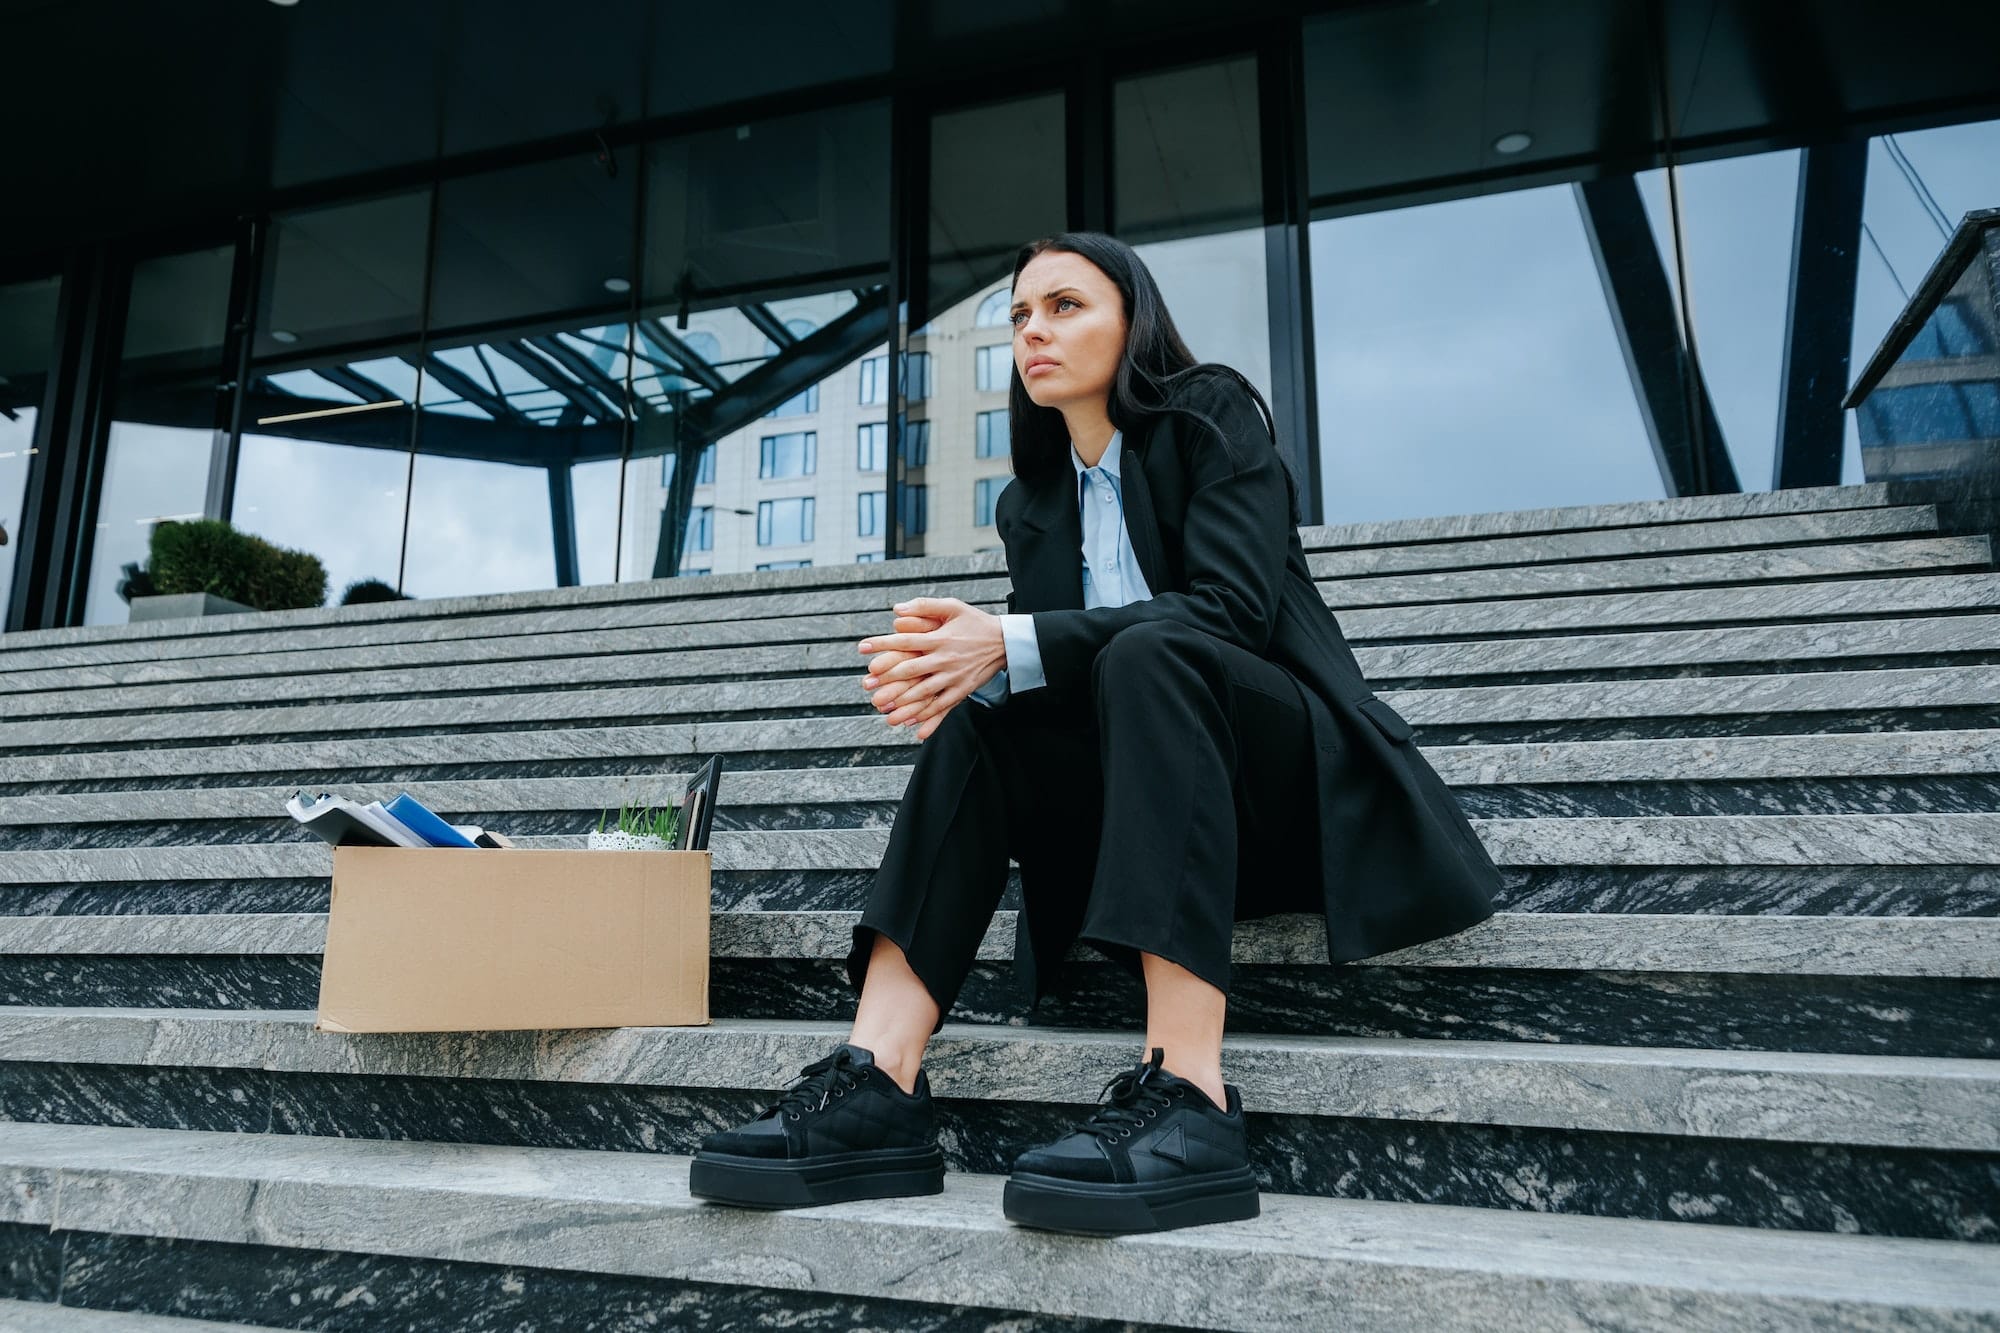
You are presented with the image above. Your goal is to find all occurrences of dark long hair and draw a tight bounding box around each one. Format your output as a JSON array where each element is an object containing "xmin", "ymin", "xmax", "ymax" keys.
[{"xmin": 1005, "ymin": 231, "xmax": 1301, "ymax": 526}]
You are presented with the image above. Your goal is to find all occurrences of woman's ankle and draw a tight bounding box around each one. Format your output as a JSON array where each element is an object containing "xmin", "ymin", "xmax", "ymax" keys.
[{"xmin": 849, "ymin": 1038, "xmax": 923, "ymax": 1094}]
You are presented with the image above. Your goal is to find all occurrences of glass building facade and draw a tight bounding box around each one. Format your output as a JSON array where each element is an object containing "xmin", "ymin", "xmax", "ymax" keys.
[{"xmin": 3, "ymin": 0, "xmax": 1998, "ymax": 632}]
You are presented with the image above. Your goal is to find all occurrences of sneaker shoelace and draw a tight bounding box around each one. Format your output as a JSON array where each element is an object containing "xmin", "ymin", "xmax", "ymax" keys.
[
  {"xmin": 1078, "ymin": 1047, "xmax": 1180, "ymax": 1143},
  {"xmin": 764, "ymin": 1047, "xmax": 870, "ymax": 1121}
]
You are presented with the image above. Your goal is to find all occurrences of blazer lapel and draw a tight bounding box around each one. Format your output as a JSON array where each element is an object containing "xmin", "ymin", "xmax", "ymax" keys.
[
  {"xmin": 1116, "ymin": 442, "xmax": 1168, "ymax": 596},
  {"xmin": 1013, "ymin": 470, "xmax": 1085, "ymax": 610}
]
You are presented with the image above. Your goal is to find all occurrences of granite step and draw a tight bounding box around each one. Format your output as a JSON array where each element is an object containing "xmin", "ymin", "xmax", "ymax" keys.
[
  {"xmin": 16, "ymin": 601, "xmax": 2000, "ymax": 719},
  {"xmin": 5, "ymin": 1117, "xmax": 1993, "ymax": 1332},
  {"xmin": 15, "ymin": 564, "xmax": 2000, "ymax": 728},
  {"xmin": 5, "ymin": 727, "xmax": 1997, "ymax": 842},
  {"xmin": 0, "ymin": 1013, "xmax": 1992, "ymax": 1242},
  {"xmin": 3, "ymin": 910, "xmax": 1993, "ymax": 1058},
  {"xmin": 0, "ymin": 482, "xmax": 1910, "ymax": 661},
  {"xmin": 3, "ymin": 531, "xmax": 1980, "ymax": 691},
  {"xmin": 10, "ymin": 660, "xmax": 2000, "ymax": 758},
  {"xmin": 3, "ymin": 528, "xmax": 1982, "ymax": 691},
  {"xmin": 8, "ymin": 727, "xmax": 1997, "ymax": 800},
  {"xmin": 4, "ymin": 908, "xmax": 1993, "ymax": 978},
  {"xmin": 2, "ymin": 812, "xmax": 1993, "ymax": 887},
  {"xmin": 4, "ymin": 814, "xmax": 1997, "ymax": 927},
  {"xmin": 0, "ymin": 1299, "xmax": 276, "ymax": 1333}
]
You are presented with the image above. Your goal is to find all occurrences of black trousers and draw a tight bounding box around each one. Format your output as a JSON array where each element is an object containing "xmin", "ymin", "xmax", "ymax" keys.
[{"xmin": 845, "ymin": 618, "xmax": 1321, "ymax": 1037}]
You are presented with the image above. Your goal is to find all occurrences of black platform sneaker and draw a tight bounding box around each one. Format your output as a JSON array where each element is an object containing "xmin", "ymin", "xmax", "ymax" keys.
[
  {"xmin": 1002, "ymin": 1045, "xmax": 1259, "ymax": 1235},
  {"xmin": 688, "ymin": 1042, "xmax": 946, "ymax": 1209}
]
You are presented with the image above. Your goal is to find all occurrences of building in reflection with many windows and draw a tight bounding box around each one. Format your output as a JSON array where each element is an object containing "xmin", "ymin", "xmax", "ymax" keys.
[{"xmin": 2, "ymin": 0, "xmax": 1998, "ymax": 631}]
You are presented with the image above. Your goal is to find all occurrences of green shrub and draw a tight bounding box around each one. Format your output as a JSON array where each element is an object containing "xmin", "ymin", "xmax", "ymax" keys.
[
  {"xmin": 340, "ymin": 577, "xmax": 408, "ymax": 605},
  {"xmin": 145, "ymin": 519, "xmax": 326, "ymax": 612}
]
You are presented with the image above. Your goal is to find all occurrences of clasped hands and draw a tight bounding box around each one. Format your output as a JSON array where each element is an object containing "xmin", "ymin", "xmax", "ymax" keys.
[{"xmin": 857, "ymin": 596, "xmax": 1007, "ymax": 742}]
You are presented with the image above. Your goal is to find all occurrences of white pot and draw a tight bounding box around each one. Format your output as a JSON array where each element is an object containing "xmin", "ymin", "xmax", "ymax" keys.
[{"xmin": 587, "ymin": 828, "xmax": 673, "ymax": 851}]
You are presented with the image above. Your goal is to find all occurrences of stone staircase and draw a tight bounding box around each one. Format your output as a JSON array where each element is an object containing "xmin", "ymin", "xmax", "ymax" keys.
[{"xmin": 1, "ymin": 480, "xmax": 1995, "ymax": 1330}]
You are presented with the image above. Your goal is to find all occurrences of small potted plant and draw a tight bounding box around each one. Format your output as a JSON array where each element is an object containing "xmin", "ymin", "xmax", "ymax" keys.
[
  {"xmin": 122, "ymin": 518, "xmax": 327, "ymax": 621},
  {"xmin": 588, "ymin": 801, "xmax": 680, "ymax": 851}
]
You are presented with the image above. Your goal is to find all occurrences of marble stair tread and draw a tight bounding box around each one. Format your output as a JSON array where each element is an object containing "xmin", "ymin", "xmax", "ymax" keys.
[
  {"xmin": 0, "ymin": 1008, "xmax": 1991, "ymax": 1149},
  {"xmin": 1308, "ymin": 535, "xmax": 1993, "ymax": 607},
  {"xmin": 3, "ymin": 813, "xmax": 1997, "ymax": 886},
  {"xmin": 19, "ymin": 600, "xmax": 2000, "ymax": 719},
  {"xmin": 0, "ymin": 482, "xmax": 1905, "ymax": 660},
  {"xmin": 3, "ymin": 909, "xmax": 1994, "ymax": 978},
  {"xmin": 10, "ymin": 658, "xmax": 2000, "ymax": 755},
  {"xmin": 15, "ymin": 560, "xmax": 2000, "ymax": 720},
  {"xmin": 4, "ymin": 529, "xmax": 1978, "ymax": 694},
  {"xmin": 0, "ymin": 1300, "xmax": 280, "ymax": 1333},
  {"xmin": 0, "ymin": 506, "xmax": 1951, "ymax": 685},
  {"xmin": 9, "ymin": 543, "xmax": 1990, "ymax": 698},
  {"xmin": 0, "ymin": 1299, "xmax": 277, "ymax": 1333},
  {"xmin": 5, "ymin": 500, "xmax": 1936, "ymax": 693},
  {"xmin": 11, "ymin": 729, "xmax": 2000, "ymax": 829},
  {"xmin": 5, "ymin": 1117, "xmax": 1991, "ymax": 1333},
  {"xmin": 9, "ymin": 724, "xmax": 2000, "ymax": 800},
  {"xmin": 3, "ymin": 720, "xmax": 2000, "ymax": 824}
]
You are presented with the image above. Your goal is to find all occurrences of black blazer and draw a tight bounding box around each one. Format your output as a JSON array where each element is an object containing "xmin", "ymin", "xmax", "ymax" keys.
[{"xmin": 992, "ymin": 367, "xmax": 1502, "ymax": 978}]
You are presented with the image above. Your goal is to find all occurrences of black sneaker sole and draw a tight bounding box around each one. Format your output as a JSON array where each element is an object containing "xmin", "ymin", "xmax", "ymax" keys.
[
  {"xmin": 689, "ymin": 1142, "xmax": 946, "ymax": 1208},
  {"xmin": 1002, "ymin": 1165, "xmax": 1260, "ymax": 1235}
]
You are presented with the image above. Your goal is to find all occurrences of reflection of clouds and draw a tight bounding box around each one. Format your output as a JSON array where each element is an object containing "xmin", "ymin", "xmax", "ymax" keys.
[
  {"xmin": 1134, "ymin": 230, "xmax": 1274, "ymax": 405},
  {"xmin": 0, "ymin": 409, "xmax": 34, "ymax": 620},
  {"xmin": 402, "ymin": 451, "xmax": 556, "ymax": 599},
  {"xmin": 232, "ymin": 433, "xmax": 408, "ymax": 605},
  {"xmin": 1311, "ymin": 115, "xmax": 2000, "ymax": 518},
  {"xmin": 83, "ymin": 423, "xmax": 211, "ymax": 625},
  {"xmin": 570, "ymin": 457, "xmax": 624, "ymax": 586},
  {"xmin": 1312, "ymin": 186, "xmax": 1661, "ymax": 526},
  {"xmin": 1648, "ymin": 153, "xmax": 1800, "ymax": 492}
]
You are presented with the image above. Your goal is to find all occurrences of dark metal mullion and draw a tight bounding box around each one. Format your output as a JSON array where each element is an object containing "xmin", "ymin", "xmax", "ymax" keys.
[
  {"xmin": 884, "ymin": 79, "xmax": 922, "ymax": 563},
  {"xmin": 1575, "ymin": 176, "xmax": 1738, "ymax": 496},
  {"xmin": 491, "ymin": 341, "xmax": 615, "ymax": 421},
  {"xmin": 638, "ymin": 319, "xmax": 730, "ymax": 394},
  {"xmin": 317, "ymin": 365, "xmax": 402, "ymax": 405},
  {"xmin": 1068, "ymin": 52, "xmax": 1110, "ymax": 234},
  {"xmin": 7, "ymin": 246, "xmax": 120, "ymax": 631},
  {"xmin": 740, "ymin": 302, "xmax": 796, "ymax": 350},
  {"xmin": 419, "ymin": 351, "xmax": 518, "ymax": 421},
  {"xmin": 518, "ymin": 336, "xmax": 629, "ymax": 415},
  {"xmin": 1257, "ymin": 17, "xmax": 1322, "ymax": 527},
  {"xmin": 207, "ymin": 213, "xmax": 265, "ymax": 527},
  {"xmin": 1773, "ymin": 140, "xmax": 1868, "ymax": 489}
]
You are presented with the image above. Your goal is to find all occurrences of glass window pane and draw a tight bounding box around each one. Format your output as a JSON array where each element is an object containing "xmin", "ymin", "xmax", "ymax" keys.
[
  {"xmin": 85, "ymin": 245, "xmax": 237, "ymax": 625},
  {"xmin": 920, "ymin": 91, "xmax": 1063, "ymax": 559},
  {"xmin": 635, "ymin": 98, "xmax": 891, "ymax": 575},
  {"xmin": 407, "ymin": 154, "xmax": 636, "ymax": 600},
  {"xmin": 237, "ymin": 190, "xmax": 429, "ymax": 608},
  {"xmin": 858, "ymin": 489, "xmax": 885, "ymax": 536},
  {"xmin": 0, "ymin": 275, "xmax": 60, "ymax": 627},
  {"xmin": 1303, "ymin": 1, "xmax": 1685, "ymax": 523},
  {"xmin": 1844, "ymin": 116, "xmax": 2000, "ymax": 484},
  {"xmin": 976, "ymin": 408, "xmax": 1009, "ymax": 458},
  {"xmin": 973, "ymin": 475, "xmax": 1008, "ymax": 527},
  {"xmin": 1637, "ymin": 151, "xmax": 1801, "ymax": 493}
]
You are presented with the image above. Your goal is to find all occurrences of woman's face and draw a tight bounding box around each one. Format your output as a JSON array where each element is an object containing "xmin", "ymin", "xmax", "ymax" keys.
[{"xmin": 1011, "ymin": 250, "xmax": 1128, "ymax": 411}]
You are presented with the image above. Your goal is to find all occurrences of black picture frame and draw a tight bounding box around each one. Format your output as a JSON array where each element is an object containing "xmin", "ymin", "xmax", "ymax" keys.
[{"xmin": 675, "ymin": 755, "xmax": 722, "ymax": 851}]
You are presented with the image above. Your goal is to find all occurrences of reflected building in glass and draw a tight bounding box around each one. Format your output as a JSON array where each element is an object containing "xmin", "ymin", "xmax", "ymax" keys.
[{"xmin": 4, "ymin": 0, "xmax": 1999, "ymax": 632}]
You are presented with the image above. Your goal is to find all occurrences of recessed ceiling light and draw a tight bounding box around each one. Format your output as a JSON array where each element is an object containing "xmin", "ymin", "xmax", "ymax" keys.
[
  {"xmin": 270, "ymin": 329, "xmax": 299, "ymax": 344},
  {"xmin": 604, "ymin": 277, "xmax": 632, "ymax": 294},
  {"xmin": 1492, "ymin": 131, "xmax": 1534, "ymax": 155},
  {"xmin": 267, "ymin": 0, "xmax": 300, "ymax": 6}
]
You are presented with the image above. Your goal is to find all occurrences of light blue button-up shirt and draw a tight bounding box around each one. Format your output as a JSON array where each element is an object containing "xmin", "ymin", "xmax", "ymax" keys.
[{"xmin": 969, "ymin": 428, "xmax": 1151, "ymax": 707}]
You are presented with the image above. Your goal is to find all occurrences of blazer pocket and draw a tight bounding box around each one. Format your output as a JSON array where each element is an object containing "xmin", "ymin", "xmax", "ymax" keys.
[{"xmin": 1355, "ymin": 695, "xmax": 1416, "ymax": 744}]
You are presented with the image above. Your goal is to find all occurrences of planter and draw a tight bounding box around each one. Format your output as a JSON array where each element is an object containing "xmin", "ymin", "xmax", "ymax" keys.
[
  {"xmin": 128, "ymin": 591, "xmax": 258, "ymax": 622},
  {"xmin": 587, "ymin": 828, "xmax": 674, "ymax": 851}
]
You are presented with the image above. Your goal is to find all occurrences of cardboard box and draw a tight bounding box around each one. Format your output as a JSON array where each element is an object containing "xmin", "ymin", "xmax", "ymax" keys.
[{"xmin": 314, "ymin": 845, "xmax": 711, "ymax": 1034}]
